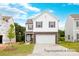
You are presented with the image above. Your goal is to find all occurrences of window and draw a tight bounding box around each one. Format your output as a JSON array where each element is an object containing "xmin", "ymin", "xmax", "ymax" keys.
[
  {"xmin": 76, "ymin": 21, "xmax": 79, "ymax": 27},
  {"xmin": 77, "ymin": 33, "xmax": 79, "ymax": 39},
  {"xmin": 36, "ymin": 22, "xmax": 42, "ymax": 28},
  {"xmin": 28, "ymin": 24, "xmax": 33, "ymax": 30},
  {"xmin": 49, "ymin": 22, "xmax": 55, "ymax": 28},
  {"xmin": 68, "ymin": 35, "xmax": 70, "ymax": 40},
  {"xmin": 26, "ymin": 35, "xmax": 31, "ymax": 42}
]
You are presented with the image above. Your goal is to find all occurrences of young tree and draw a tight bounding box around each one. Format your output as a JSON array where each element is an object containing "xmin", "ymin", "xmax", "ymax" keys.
[{"xmin": 7, "ymin": 24, "xmax": 15, "ymax": 45}]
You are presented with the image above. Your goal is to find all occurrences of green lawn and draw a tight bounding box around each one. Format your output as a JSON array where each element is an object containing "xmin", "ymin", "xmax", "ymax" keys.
[
  {"xmin": 58, "ymin": 41, "xmax": 79, "ymax": 52},
  {"xmin": 0, "ymin": 43, "xmax": 34, "ymax": 56}
]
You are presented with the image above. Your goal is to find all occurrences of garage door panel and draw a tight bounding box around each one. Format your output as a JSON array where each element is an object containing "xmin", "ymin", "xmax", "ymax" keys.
[{"xmin": 36, "ymin": 34, "xmax": 55, "ymax": 44}]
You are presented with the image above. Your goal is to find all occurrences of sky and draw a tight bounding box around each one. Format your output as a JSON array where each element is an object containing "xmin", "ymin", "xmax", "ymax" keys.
[{"xmin": 0, "ymin": 3, "xmax": 79, "ymax": 30}]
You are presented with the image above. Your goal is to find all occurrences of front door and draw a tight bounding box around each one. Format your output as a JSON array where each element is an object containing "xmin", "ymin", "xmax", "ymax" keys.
[
  {"xmin": 0, "ymin": 35, "xmax": 2, "ymax": 43},
  {"xmin": 26, "ymin": 35, "xmax": 31, "ymax": 42}
]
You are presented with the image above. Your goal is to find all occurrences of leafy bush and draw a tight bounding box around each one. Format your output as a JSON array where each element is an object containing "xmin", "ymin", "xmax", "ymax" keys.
[
  {"xmin": 58, "ymin": 30, "xmax": 65, "ymax": 37},
  {"xmin": 58, "ymin": 37, "xmax": 65, "ymax": 41},
  {"xmin": 14, "ymin": 23, "xmax": 25, "ymax": 42}
]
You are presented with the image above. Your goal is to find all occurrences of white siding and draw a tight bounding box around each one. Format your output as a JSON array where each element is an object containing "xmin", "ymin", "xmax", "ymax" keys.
[
  {"xmin": 73, "ymin": 19, "xmax": 79, "ymax": 41},
  {"xmin": 65, "ymin": 16, "xmax": 74, "ymax": 41},
  {"xmin": 33, "ymin": 12, "xmax": 58, "ymax": 32},
  {"xmin": 25, "ymin": 12, "xmax": 58, "ymax": 44},
  {"xmin": 65, "ymin": 16, "xmax": 79, "ymax": 42},
  {"xmin": 26, "ymin": 24, "xmax": 33, "ymax": 32}
]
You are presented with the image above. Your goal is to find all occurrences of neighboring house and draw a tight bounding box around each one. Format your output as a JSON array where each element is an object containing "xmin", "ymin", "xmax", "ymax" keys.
[
  {"xmin": 65, "ymin": 14, "xmax": 79, "ymax": 42},
  {"xmin": 25, "ymin": 11, "xmax": 58, "ymax": 44},
  {"xmin": 0, "ymin": 15, "xmax": 16, "ymax": 44}
]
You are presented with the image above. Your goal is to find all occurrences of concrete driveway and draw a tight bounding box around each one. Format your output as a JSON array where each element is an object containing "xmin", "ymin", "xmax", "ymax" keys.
[{"xmin": 31, "ymin": 44, "xmax": 79, "ymax": 56}]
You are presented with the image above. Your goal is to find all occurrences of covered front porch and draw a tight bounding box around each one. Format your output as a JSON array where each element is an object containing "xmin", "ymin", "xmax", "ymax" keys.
[{"xmin": 25, "ymin": 32, "xmax": 35, "ymax": 43}]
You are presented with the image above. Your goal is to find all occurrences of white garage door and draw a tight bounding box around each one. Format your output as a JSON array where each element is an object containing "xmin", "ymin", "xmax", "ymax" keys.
[{"xmin": 36, "ymin": 34, "xmax": 56, "ymax": 44}]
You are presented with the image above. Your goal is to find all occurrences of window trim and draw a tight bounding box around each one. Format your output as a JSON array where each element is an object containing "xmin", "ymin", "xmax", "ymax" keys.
[
  {"xmin": 28, "ymin": 24, "xmax": 33, "ymax": 30},
  {"xmin": 68, "ymin": 35, "xmax": 70, "ymax": 40},
  {"xmin": 49, "ymin": 21, "xmax": 55, "ymax": 28},
  {"xmin": 36, "ymin": 21, "xmax": 42, "ymax": 28},
  {"xmin": 76, "ymin": 21, "xmax": 79, "ymax": 27},
  {"xmin": 77, "ymin": 33, "xmax": 79, "ymax": 39}
]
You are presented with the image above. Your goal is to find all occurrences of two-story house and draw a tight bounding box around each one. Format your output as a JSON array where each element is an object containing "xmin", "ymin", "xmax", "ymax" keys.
[
  {"xmin": 0, "ymin": 15, "xmax": 16, "ymax": 44},
  {"xmin": 65, "ymin": 14, "xmax": 79, "ymax": 42},
  {"xmin": 25, "ymin": 11, "xmax": 58, "ymax": 44}
]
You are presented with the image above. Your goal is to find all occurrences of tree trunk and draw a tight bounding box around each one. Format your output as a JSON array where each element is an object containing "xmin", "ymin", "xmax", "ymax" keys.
[{"xmin": 10, "ymin": 39, "xmax": 12, "ymax": 46}]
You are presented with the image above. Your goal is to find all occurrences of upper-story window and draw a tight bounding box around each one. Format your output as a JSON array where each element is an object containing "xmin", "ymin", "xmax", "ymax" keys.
[
  {"xmin": 36, "ymin": 22, "xmax": 42, "ymax": 28},
  {"xmin": 49, "ymin": 22, "xmax": 55, "ymax": 28},
  {"xmin": 28, "ymin": 24, "xmax": 33, "ymax": 30},
  {"xmin": 76, "ymin": 21, "xmax": 79, "ymax": 27}
]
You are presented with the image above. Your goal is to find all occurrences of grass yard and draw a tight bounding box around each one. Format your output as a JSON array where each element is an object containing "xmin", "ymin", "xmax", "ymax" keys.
[
  {"xmin": 58, "ymin": 41, "xmax": 79, "ymax": 52},
  {"xmin": 0, "ymin": 43, "xmax": 34, "ymax": 56}
]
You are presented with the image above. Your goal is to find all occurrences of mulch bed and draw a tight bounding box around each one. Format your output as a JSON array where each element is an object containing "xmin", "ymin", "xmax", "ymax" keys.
[
  {"xmin": 3, "ymin": 46, "xmax": 16, "ymax": 51},
  {"xmin": 0, "ymin": 44, "xmax": 7, "ymax": 49},
  {"xmin": 0, "ymin": 44, "xmax": 16, "ymax": 51}
]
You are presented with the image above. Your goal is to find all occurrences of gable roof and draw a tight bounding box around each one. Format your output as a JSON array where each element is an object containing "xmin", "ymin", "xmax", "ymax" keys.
[
  {"xmin": 70, "ymin": 14, "xmax": 79, "ymax": 19},
  {"xmin": 26, "ymin": 19, "xmax": 33, "ymax": 24},
  {"xmin": 2, "ymin": 16, "xmax": 12, "ymax": 22},
  {"xmin": 3, "ymin": 16, "xmax": 11, "ymax": 20},
  {"xmin": 0, "ymin": 15, "xmax": 12, "ymax": 22},
  {"xmin": 27, "ymin": 12, "xmax": 41, "ymax": 20},
  {"xmin": 26, "ymin": 11, "xmax": 58, "ymax": 24}
]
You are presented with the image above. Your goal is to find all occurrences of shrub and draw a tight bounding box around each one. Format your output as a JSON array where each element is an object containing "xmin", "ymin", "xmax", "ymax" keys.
[
  {"xmin": 58, "ymin": 37, "xmax": 65, "ymax": 41},
  {"xmin": 14, "ymin": 23, "xmax": 25, "ymax": 42}
]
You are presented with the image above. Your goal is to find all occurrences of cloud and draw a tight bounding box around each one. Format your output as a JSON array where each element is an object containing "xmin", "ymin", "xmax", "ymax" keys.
[
  {"xmin": 59, "ymin": 20, "xmax": 65, "ymax": 30},
  {"xmin": 19, "ymin": 3, "xmax": 41, "ymax": 12},
  {"xmin": 0, "ymin": 3, "xmax": 32, "ymax": 19},
  {"xmin": 67, "ymin": 3, "xmax": 79, "ymax": 6},
  {"xmin": 14, "ymin": 14, "xmax": 27, "ymax": 20},
  {"xmin": 8, "ymin": 3, "xmax": 41, "ymax": 14},
  {"xmin": 62, "ymin": 4, "xmax": 66, "ymax": 7},
  {"xmin": 0, "ymin": 3, "xmax": 41, "ymax": 27},
  {"xmin": 26, "ymin": 4, "xmax": 41, "ymax": 12},
  {"xmin": 7, "ymin": 7, "xmax": 26, "ymax": 14},
  {"xmin": 72, "ymin": 3, "xmax": 79, "ymax": 5},
  {"xmin": 62, "ymin": 3, "xmax": 79, "ymax": 7},
  {"xmin": 48, "ymin": 9, "xmax": 54, "ymax": 13},
  {"xmin": 0, "ymin": 5, "xmax": 26, "ymax": 16}
]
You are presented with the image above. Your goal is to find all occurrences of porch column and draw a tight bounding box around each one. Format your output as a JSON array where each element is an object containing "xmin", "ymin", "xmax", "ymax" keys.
[
  {"xmin": 56, "ymin": 32, "xmax": 58, "ymax": 44},
  {"xmin": 25, "ymin": 33, "xmax": 26, "ymax": 43},
  {"xmin": 32, "ymin": 34, "xmax": 35, "ymax": 44}
]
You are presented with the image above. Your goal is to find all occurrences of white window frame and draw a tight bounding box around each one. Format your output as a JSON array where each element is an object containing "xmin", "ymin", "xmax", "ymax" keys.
[
  {"xmin": 36, "ymin": 22, "xmax": 42, "ymax": 28},
  {"xmin": 49, "ymin": 21, "xmax": 55, "ymax": 28},
  {"xmin": 76, "ymin": 21, "xmax": 79, "ymax": 27},
  {"xmin": 28, "ymin": 24, "xmax": 33, "ymax": 30}
]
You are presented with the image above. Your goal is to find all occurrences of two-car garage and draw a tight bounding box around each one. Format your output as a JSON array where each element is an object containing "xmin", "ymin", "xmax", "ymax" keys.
[{"xmin": 36, "ymin": 34, "xmax": 56, "ymax": 44}]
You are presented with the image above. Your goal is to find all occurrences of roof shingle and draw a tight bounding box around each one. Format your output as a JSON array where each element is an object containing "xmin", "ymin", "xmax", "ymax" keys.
[{"xmin": 70, "ymin": 14, "xmax": 79, "ymax": 18}]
